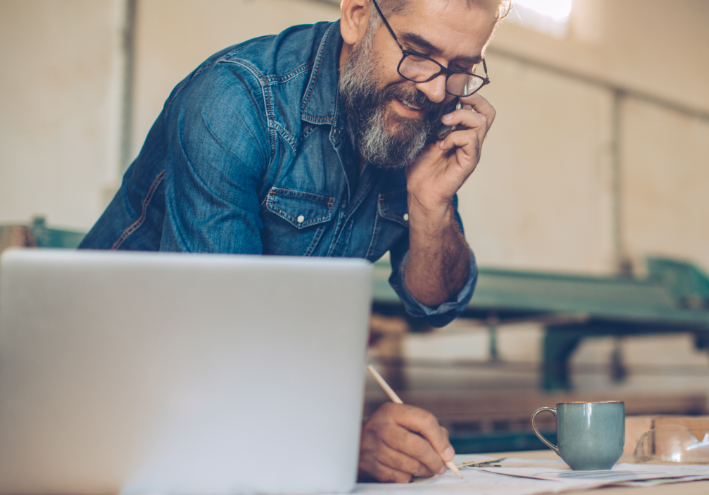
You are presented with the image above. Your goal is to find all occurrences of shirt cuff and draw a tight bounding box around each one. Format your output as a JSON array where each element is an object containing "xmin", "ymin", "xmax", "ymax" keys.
[{"xmin": 388, "ymin": 249, "xmax": 478, "ymax": 328}]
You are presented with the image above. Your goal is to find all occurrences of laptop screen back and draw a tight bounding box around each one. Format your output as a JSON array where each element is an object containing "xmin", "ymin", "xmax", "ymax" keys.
[{"xmin": 0, "ymin": 250, "xmax": 372, "ymax": 495}]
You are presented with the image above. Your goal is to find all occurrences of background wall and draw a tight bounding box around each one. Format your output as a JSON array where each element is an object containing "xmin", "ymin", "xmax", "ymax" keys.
[{"xmin": 0, "ymin": 0, "xmax": 125, "ymax": 229}]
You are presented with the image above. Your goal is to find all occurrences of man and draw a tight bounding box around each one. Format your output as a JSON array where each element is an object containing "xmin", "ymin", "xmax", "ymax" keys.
[{"xmin": 80, "ymin": 0, "xmax": 508, "ymax": 483}]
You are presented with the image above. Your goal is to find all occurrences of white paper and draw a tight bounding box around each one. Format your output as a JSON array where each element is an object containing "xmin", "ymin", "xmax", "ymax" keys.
[
  {"xmin": 482, "ymin": 462, "xmax": 709, "ymax": 483},
  {"xmin": 349, "ymin": 455, "xmax": 709, "ymax": 495}
]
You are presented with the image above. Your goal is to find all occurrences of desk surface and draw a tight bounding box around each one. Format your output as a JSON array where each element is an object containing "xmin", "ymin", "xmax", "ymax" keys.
[{"xmin": 490, "ymin": 450, "xmax": 709, "ymax": 494}]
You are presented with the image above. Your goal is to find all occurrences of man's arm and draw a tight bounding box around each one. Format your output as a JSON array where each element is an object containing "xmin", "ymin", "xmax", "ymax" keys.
[
  {"xmin": 404, "ymin": 93, "xmax": 495, "ymax": 306},
  {"xmin": 404, "ymin": 200, "xmax": 470, "ymax": 307},
  {"xmin": 159, "ymin": 63, "xmax": 270, "ymax": 253}
]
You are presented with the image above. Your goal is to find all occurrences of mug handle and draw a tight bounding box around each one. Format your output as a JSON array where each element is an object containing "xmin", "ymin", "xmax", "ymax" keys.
[{"xmin": 531, "ymin": 407, "xmax": 560, "ymax": 455}]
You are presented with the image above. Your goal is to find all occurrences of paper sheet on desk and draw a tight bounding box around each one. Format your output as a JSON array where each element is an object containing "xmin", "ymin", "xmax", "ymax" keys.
[
  {"xmin": 352, "ymin": 456, "xmax": 709, "ymax": 495},
  {"xmin": 481, "ymin": 462, "xmax": 709, "ymax": 484},
  {"xmin": 353, "ymin": 455, "xmax": 598, "ymax": 495}
]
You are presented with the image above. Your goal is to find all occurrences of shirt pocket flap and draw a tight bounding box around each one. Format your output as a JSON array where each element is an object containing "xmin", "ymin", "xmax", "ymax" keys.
[
  {"xmin": 378, "ymin": 190, "xmax": 409, "ymax": 228},
  {"xmin": 266, "ymin": 188, "xmax": 334, "ymax": 229}
]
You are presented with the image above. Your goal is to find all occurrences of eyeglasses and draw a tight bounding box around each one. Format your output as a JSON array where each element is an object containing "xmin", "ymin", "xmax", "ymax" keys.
[{"xmin": 370, "ymin": 0, "xmax": 490, "ymax": 97}]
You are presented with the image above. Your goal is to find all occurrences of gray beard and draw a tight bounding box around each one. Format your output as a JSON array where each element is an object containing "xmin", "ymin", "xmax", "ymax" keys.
[{"xmin": 339, "ymin": 40, "xmax": 445, "ymax": 170}]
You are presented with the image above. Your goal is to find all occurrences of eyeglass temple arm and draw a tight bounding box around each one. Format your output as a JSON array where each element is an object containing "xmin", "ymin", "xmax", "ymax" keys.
[{"xmin": 370, "ymin": 0, "xmax": 406, "ymax": 52}]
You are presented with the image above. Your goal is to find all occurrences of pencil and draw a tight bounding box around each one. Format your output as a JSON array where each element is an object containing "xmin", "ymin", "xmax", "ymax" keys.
[{"xmin": 366, "ymin": 365, "xmax": 463, "ymax": 479}]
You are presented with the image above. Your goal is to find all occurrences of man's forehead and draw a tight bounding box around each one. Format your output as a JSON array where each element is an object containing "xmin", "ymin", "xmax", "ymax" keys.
[{"xmin": 387, "ymin": 0, "xmax": 497, "ymax": 60}]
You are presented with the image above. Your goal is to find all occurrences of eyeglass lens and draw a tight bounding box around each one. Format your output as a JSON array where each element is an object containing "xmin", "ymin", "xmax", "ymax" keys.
[{"xmin": 399, "ymin": 54, "xmax": 485, "ymax": 96}]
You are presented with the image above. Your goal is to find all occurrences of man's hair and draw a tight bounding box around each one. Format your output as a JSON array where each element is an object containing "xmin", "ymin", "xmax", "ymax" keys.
[
  {"xmin": 343, "ymin": 0, "xmax": 512, "ymax": 23},
  {"xmin": 354, "ymin": 0, "xmax": 511, "ymax": 55}
]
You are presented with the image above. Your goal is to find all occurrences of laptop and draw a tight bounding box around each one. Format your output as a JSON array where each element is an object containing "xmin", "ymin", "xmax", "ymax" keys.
[{"xmin": 0, "ymin": 249, "xmax": 372, "ymax": 495}]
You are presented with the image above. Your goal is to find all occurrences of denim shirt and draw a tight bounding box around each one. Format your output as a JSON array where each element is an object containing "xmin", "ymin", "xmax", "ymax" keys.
[{"xmin": 79, "ymin": 21, "xmax": 477, "ymax": 327}]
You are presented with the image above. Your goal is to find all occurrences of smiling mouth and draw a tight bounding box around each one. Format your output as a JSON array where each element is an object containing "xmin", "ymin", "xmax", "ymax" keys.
[{"xmin": 397, "ymin": 98, "xmax": 423, "ymax": 111}]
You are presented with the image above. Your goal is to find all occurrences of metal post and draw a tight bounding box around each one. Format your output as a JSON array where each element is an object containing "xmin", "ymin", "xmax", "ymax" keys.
[
  {"xmin": 119, "ymin": 0, "xmax": 137, "ymax": 173},
  {"xmin": 610, "ymin": 90, "xmax": 632, "ymax": 276}
]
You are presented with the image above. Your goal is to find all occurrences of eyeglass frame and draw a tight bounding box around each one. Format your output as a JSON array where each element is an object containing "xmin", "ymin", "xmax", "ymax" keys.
[{"xmin": 369, "ymin": 0, "xmax": 490, "ymax": 97}]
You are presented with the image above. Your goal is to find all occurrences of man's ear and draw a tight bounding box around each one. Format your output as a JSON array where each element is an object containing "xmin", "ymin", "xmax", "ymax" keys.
[{"xmin": 340, "ymin": 0, "xmax": 371, "ymax": 46}]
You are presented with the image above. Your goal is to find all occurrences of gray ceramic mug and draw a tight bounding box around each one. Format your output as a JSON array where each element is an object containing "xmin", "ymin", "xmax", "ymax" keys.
[{"xmin": 532, "ymin": 401, "xmax": 625, "ymax": 470}]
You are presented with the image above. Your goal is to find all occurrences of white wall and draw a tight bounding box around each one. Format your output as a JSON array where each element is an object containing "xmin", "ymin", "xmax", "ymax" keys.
[
  {"xmin": 461, "ymin": 0, "xmax": 709, "ymax": 273},
  {"xmin": 623, "ymin": 101, "xmax": 709, "ymax": 270},
  {"xmin": 0, "ymin": 0, "xmax": 125, "ymax": 230},
  {"xmin": 461, "ymin": 57, "xmax": 616, "ymax": 273}
]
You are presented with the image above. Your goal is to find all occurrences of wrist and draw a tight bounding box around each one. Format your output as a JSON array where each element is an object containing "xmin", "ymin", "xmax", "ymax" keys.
[{"xmin": 407, "ymin": 196, "xmax": 455, "ymax": 233}]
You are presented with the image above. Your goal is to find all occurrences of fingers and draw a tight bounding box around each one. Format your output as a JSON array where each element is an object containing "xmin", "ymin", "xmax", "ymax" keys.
[
  {"xmin": 439, "ymin": 93, "xmax": 494, "ymax": 152},
  {"xmin": 359, "ymin": 458, "xmax": 414, "ymax": 484},
  {"xmin": 366, "ymin": 440, "xmax": 436, "ymax": 479},
  {"xmin": 458, "ymin": 92, "xmax": 496, "ymax": 125},
  {"xmin": 384, "ymin": 404, "xmax": 454, "ymax": 464},
  {"xmin": 440, "ymin": 108, "xmax": 488, "ymax": 139},
  {"xmin": 439, "ymin": 128, "xmax": 481, "ymax": 167},
  {"xmin": 381, "ymin": 422, "xmax": 446, "ymax": 476},
  {"xmin": 358, "ymin": 403, "xmax": 454, "ymax": 483}
]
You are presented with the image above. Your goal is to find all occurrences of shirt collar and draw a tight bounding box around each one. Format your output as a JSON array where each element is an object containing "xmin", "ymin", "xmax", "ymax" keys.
[{"xmin": 301, "ymin": 21, "xmax": 344, "ymax": 128}]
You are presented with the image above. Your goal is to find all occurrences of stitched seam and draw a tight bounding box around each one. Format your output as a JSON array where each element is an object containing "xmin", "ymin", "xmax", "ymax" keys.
[
  {"xmin": 365, "ymin": 201, "xmax": 382, "ymax": 260},
  {"xmin": 304, "ymin": 226, "xmax": 326, "ymax": 257},
  {"xmin": 165, "ymin": 51, "xmax": 241, "ymax": 115},
  {"xmin": 264, "ymin": 63, "xmax": 311, "ymax": 83},
  {"xmin": 270, "ymin": 205, "xmax": 332, "ymax": 227},
  {"xmin": 230, "ymin": 59, "xmax": 277, "ymax": 168},
  {"xmin": 267, "ymin": 197, "xmax": 333, "ymax": 228},
  {"xmin": 110, "ymin": 170, "xmax": 166, "ymax": 251},
  {"xmin": 270, "ymin": 188, "xmax": 334, "ymax": 205},
  {"xmin": 378, "ymin": 196, "xmax": 409, "ymax": 228},
  {"xmin": 274, "ymin": 122, "xmax": 297, "ymax": 153},
  {"xmin": 300, "ymin": 26, "xmax": 331, "ymax": 113},
  {"xmin": 300, "ymin": 124, "xmax": 318, "ymax": 142},
  {"xmin": 326, "ymin": 208, "xmax": 346, "ymax": 257}
]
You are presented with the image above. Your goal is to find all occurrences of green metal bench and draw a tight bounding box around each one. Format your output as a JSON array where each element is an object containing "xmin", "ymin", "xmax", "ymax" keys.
[
  {"xmin": 372, "ymin": 258, "xmax": 709, "ymax": 391},
  {"xmin": 0, "ymin": 217, "xmax": 85, "ymax": 251}
]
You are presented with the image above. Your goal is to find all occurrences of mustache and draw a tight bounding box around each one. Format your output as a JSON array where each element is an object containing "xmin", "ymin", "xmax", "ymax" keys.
[{"xmin": 381, "ymin": 84, "xmax": 445, "ymax": 117}]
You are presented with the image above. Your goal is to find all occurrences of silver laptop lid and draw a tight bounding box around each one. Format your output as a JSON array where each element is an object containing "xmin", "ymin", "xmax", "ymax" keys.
[{"xmin": 0, "ymin": 249, "xmax": 372, "ymax": 495}]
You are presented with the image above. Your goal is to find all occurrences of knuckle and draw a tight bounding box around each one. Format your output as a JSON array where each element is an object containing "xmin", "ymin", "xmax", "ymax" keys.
[
  {"xmin": 410, "ymin": 439, "xmax": 430, "ymax": 458},
  {"xmin": 421, "ymin": 411, "xmax": 439, "ymax": 429},
  {"xmin": 403, "ymin": 457, "xmax": 421, "ymax": 474},
  {"xmin": 379, "ymin": 402, "xmax": 398, "ymax": 416}
]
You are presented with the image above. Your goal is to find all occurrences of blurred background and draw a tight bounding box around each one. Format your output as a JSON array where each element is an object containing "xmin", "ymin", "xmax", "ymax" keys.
[{"xmin": 1, "ymin": 0, "xmax": 708, "ymax": 451}]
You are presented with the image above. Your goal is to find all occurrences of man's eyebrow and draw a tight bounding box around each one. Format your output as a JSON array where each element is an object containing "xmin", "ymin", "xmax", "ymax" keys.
[{"xmin": 399, "ymin": 31, "xmax": 482, "ymax": 66}]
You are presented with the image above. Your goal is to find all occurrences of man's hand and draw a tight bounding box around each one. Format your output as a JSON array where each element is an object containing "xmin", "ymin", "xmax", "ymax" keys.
[
  {"xmin": 402, "ymin": 93, "xmax": 495, "ymax": 307},
  {"xmin": 358, "ymin": 402, "xmax": 455, "ymax": 483},
  {"xmin": 406, "ymin": 93, "xmax": 496, "ymax": 214}
]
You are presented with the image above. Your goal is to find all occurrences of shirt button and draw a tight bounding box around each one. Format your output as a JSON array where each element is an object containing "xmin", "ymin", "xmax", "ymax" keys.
[
  {"xmin": 297, "ymin": 215, "xmax": 305, "ymax": 224},
  {"xmin": 403, "ymin": 213, "xmax": 409, "ymax": 222}
]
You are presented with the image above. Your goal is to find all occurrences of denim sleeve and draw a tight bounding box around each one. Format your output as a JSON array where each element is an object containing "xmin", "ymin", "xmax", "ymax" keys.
[
  {"xmin": 159, "ymin": 63, "xmax": 270, "ymax": 254},
  {"xmin": 388, "ymin": 197, "xmax": 478, "ymax": 328}
]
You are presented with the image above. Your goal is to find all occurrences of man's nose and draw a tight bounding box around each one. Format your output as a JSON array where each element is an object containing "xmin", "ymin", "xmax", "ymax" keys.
[{"xmin": 414, "ymin": 74, "xmax": 447, "ymax": 104}]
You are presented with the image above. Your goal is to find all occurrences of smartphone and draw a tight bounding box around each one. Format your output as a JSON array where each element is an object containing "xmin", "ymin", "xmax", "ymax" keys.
[{"xmin": 431, "ymin": 97, "xmax": 461, "ymax": 141}]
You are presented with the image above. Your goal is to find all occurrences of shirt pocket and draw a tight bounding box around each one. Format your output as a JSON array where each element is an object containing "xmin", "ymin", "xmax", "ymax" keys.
[
  {"xmin": 262, "ymin": 187, "xmax": 334, "ymax": 256},
  {"xmin": 366, "ymin": 190, "xmax": 409, "ymax": 261}
]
